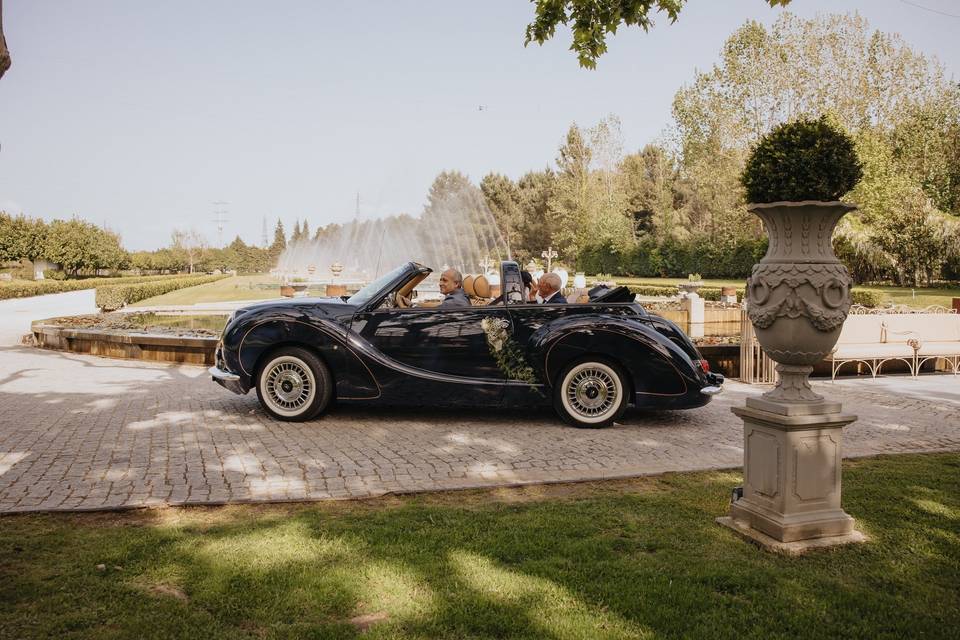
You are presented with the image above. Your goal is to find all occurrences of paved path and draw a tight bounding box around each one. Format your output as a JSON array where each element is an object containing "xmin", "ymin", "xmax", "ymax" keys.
[
  {"xmin": 1, "ymin": 341, "xmax": 958, "ymax": 513},
  {"xmin": 0, "ymin": 289, "xmax": 96, "ymax": 345}
]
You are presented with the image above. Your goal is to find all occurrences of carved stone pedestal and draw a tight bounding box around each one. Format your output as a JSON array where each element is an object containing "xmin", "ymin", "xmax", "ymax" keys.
[{"xmin": 718, "ymin": 399, "xmax": 867, "ymax": 551}]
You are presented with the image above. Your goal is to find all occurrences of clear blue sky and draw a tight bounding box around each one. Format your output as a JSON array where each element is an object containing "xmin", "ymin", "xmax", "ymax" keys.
[{"xmin": 1, "ymin": 0, "xmax": 958, "ymax": 251}]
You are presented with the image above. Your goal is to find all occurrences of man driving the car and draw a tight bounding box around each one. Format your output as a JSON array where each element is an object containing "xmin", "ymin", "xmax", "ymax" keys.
[{"xmin": 439, "ymin": 268, "xmax": 470, "ymax": 307}]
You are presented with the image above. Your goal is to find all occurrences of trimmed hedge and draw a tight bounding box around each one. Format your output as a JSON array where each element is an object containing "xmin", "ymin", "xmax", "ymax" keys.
[
  {"xmin": 627, "ymin": 285, "xmax": 677, "ymax": 298},
  {"xmin": 627, "ymin": 284, "xmax": 746, "ymax": 302},
  {"xmin": 0, "ymin": 274, "xmax": 189, "ymax": 301},
  {"xmin": 577, "ymin": 236, "xmax": 768, "ymax": 280},
  {"xmin": 628, "ymin": 283, "xmax": 882, "ymax": 307},
  {"xmin": 851, "ymin": 288, "xmax": 886, "ymax": 308},
  {"xmin": 96, "ymin": 275, "xmax": 228, "ymax": 311}
]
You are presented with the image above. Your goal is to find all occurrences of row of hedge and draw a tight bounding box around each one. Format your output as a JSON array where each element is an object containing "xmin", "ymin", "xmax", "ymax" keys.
[
  {"xmin": 626, "ymin": 283, "xmax": 886, "ymax": 307},
  {"xmin": 96, "ymin": 275, "xmax": 229, "ymax": 311},
  {"xmin": 577, "ymin": 236, "xmax": 769, "ymax": 279},
  {"xmin": 0, "ymin": 273, "xmax": 192, "ymax": 301}
]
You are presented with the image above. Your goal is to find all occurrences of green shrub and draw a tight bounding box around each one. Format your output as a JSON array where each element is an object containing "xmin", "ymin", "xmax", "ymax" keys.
[
  {"xmin": 96, "ymin": 274, "xmax": 228, "ymax": 311},
  {"xmin": 0, "ymin": 273, "xmax": 189, "ymax": 301},
  {"xmin": 851, "ymin": 288, "xmax": 886, "ymax": 308},
  {"xmin": 740, "ymin": 116, "xmax": 863, "ymax": 203},
  {"xmin": 698, "ymin": 287, "xmax": 746, "ymax": 302},
  {"xmin": 42, "ymin": 269, "xmax": 67, "ymax": 281}
]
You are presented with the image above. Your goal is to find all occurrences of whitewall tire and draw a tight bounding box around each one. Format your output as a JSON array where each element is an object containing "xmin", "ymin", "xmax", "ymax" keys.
[
  {"xmin": 553, "ymin": 359, "xmax": 628, "ymax": 428},
  {"xmin": 255, "ymin": 347, "xmax": 332, "ymax": 421}
]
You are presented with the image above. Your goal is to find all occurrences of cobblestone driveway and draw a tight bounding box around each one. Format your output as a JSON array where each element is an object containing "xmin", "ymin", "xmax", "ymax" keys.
[{"xmin": 1, "ymin": 345, "xmax": 958, "ymax": 513}]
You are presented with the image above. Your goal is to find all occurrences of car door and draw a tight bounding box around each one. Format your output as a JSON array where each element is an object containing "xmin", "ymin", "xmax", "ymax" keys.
[{"xmin": 349, "ymin": 303, "xmax": 512, "ymax": 405}]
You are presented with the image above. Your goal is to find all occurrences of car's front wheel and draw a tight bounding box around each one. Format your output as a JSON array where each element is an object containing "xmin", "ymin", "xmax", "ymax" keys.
[
  {"xmin": 255, "ymin": 347, "xmax": 332, "ymax": 421},
  {"xmin": 553, "ymin": 358, "xmax": 628, "ymax": 428}
]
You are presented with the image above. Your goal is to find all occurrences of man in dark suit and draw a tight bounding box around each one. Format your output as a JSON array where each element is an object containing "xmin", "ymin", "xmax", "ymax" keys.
[
  {"xmin": 538, "ymin": 272, "xmax": 566, "ymax": 304},
  {"xmin": 439, "ymin": 268, "xmax": 470, "ymax": 307}
]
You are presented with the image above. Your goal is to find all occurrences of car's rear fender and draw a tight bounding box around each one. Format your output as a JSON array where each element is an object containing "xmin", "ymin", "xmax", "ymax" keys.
[{"xmin": 528, "ymin": 315, "xmax": 702, "ymax": 399}]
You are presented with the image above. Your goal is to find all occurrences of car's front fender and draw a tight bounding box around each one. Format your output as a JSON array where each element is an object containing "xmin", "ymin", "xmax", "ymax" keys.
[{"xmin": 223, "ymin": 314, "xmax": 379, "ymax": 401}]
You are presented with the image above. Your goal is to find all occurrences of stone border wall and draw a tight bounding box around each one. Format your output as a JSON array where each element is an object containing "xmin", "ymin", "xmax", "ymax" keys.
[{"xmin": 31, "ymin": 321, "xmax": 216, "ymax": 365}]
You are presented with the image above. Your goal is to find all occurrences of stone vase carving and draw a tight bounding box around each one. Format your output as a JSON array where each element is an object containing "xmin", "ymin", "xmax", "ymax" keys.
[{"xmin": 746, "ymin": 201, "xmax": 857, "ymax": 404}]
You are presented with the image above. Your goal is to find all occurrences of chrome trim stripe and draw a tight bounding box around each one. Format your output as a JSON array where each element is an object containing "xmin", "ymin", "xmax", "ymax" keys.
[
  {"xmin": 345, "ymin": 333, "xmax": 543, "ymax": 387},
  {"xmin": 209, "ymin": 366, "xmax": 240, "ymax": 382}
]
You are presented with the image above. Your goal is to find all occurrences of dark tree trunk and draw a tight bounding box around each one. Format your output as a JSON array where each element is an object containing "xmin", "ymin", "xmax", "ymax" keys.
[{"xmin": 0, "ymin": 0, "xmax": 10, "ymax": 80}]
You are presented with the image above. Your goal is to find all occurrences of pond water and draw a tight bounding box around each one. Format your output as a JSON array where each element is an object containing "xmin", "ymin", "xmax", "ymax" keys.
[{"xmin": 125, "ymin": 313, "xmax": 228, "ymax": 332}]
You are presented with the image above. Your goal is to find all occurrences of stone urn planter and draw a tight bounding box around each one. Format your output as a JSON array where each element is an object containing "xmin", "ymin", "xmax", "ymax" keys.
[
  {"xmin": 719, "ymin": 116, "xmax": 867, "ymax": 550},
  {"xmin": 746, "ymin": 200, "xmax": 857, "ymax": 406},
  {"xmin": 678, "ymin": 280, "xmax": 704, "ymax": 298},
  {"xmin": 280, "ymin": 283, "xmax": 308, "ymax": 298}
]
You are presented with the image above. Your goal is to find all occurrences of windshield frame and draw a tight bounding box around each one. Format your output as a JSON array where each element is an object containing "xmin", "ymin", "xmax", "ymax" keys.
[{"xmin": 346, "ymin": 264, "xmax": 411, "ymax": 308}]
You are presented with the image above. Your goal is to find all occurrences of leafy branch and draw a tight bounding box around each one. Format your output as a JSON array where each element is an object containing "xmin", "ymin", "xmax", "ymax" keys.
[{"xmin": 524, "ymin": 0, "xmax": 792, "ymax": 69}]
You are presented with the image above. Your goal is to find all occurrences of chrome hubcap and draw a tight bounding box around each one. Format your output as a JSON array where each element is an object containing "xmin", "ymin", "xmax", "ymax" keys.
[
  {"xmin": 264, "ymin": 359, "xmax": 313, "ymax": 413},
  {"xmin": 564, "ymin": 366, "xmax": 619, "ymax": 419}
]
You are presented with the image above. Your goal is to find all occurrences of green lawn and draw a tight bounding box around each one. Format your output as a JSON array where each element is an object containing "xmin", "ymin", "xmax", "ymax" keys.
[
  {"xmin": 1, "ymin": 453, "xmax": 958, "ymax": 639},
  {"xmin": 131, "ymin": 275, "xmax": 287, "ymax": 306},
  {"xmin": 855, "ymin": 284, "xmax": 960, "ymax": 308}
]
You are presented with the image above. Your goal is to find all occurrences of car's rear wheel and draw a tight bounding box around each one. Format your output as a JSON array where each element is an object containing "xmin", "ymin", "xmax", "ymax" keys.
[
  {"xmin": 553, "ymin": 358, "xmax": 628, "ymax": 428},
  {"xmin": 255, "ymin": 347, "xmax": 332, "ymax": 421}
]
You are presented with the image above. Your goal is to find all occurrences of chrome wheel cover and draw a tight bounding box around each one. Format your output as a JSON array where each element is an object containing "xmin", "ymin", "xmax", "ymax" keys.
[
  {"xmin": 260, "ymin": 355, "xmax": 316, "ymax": 417},
  {"xmin": 561, "ymin": 362, "xmax": 622, "ymax": 424}
]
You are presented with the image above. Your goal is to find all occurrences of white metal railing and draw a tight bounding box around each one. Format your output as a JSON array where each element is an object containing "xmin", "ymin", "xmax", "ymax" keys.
[{"xmin": 739, "ymin": 309, "xmax": 777, "ymax": 384}]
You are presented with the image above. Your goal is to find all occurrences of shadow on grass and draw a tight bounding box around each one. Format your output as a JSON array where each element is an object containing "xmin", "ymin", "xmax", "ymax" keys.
[{"xmin": 2, "ymin": 454, "xmax": 958, "ymax": 639}]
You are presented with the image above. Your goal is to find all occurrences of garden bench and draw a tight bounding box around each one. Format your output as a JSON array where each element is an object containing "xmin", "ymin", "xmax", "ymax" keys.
[
  {"xmin": 830, "ymin": 315, "xmax": 917, "ymax": 378},
  {"xmin": 829, "ymin": 312, "xmax": 960, "ymax": 379},
  {"xmin": 885, "ymin": 312, "xmax": 960, "ymax": 375}
]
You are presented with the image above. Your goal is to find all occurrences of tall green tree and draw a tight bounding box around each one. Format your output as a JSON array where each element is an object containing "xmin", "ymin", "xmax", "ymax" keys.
[
  {"xmin": 0, "ymin": 212, "xmax": 48, "ymax": 263},
  {"xmin": 671, "ymin": 13, "xmax": 956, "ymax": 154},
  {"xmin": 170, "ymin": 229, "xmax": 207, "ymax": 274},
  {"xmin": 44, "ymin": 219, "xmax": 125, "ymax": 275},
  {"xmin": 620, "ymin": 144, "xmax": 684, "ymax": 238},
  {"xmin": 270, "ymin": 219, "xmax": 286, "ymax": 255},
  {"xmin": 547, "ymin": 120, "xmax": 634, "ymax": 265},
  {"xmin": 480, "ymin": 173, "xmax": 523, "ymax": 256}
]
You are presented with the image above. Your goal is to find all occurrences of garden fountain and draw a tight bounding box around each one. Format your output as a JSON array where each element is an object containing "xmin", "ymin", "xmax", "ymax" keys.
[{"xmin": 275, "ymin": 182, "xmax": 509, "ymax": 297}]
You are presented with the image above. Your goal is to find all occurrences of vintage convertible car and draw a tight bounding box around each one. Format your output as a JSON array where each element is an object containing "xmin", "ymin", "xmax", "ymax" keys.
[{"xmin": 209, "ymin": 261, "xmax": 723, "ymax": 428}]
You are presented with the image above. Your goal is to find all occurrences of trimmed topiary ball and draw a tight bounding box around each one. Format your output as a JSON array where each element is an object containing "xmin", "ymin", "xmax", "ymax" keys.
[{"xmin": 740, "ymin": 116, "xmax": 862, "ymax": 203}]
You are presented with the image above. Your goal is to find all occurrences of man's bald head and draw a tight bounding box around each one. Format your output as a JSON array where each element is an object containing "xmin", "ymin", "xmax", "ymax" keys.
[
  {"xmin": 439, "ymin": 268, "xmax": 463, "ymax": 295},
  {"xmin": 539, "ymin": 272, "xmax": 562, "ymax": 297}
]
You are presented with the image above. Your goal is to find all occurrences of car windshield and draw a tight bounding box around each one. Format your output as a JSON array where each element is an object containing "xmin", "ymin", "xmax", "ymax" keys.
[{"xmin": 346, "ymin": 264, "xmax": 409, "ymax": 307}]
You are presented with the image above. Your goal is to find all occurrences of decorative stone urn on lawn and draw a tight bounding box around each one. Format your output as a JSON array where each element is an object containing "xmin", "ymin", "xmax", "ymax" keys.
[
  {"xmin": 718, "ymin": 116, "xmax": 868, "ymax": 552},
  {"xmin": 746, "ymin": 200, "xmax": 856, "ymax": 407}
]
